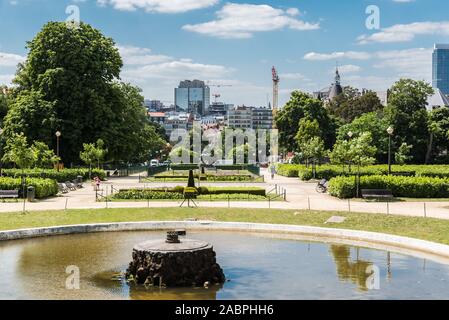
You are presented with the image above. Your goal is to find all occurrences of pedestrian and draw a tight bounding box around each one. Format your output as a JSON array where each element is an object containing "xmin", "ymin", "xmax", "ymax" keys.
[
  {"xmin": 270, "ymin": 163, "xmax": 276, "ymax": 180},
  {"xmin": 94, "ymin": 176, "xmax": 100, "ymax": 191}
]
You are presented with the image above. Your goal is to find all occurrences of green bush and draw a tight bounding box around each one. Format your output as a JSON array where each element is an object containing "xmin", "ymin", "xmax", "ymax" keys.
[
  {"xmin": 328, "ymin": 175, "xmax": 449, "ymax": 199},
  {"xmin": 276, "ymin": 164, "xmax": 303, "ymax": 177},
  {"xmin": 112, "ymin": 190, "xmax": 184, "ymax": 200},
  {"xmin": 3, "ymin": 168, "xmax": 106, "ymax": 182},
  {"xmin": 0, "ymin": 177, "xmax": 58, "ymax": 198}
]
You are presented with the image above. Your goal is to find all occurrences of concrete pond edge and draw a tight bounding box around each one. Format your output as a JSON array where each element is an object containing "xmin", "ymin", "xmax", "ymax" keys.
[{"xmin": 2, "ymin": 221, "xmax": 449, "ymax": 261}]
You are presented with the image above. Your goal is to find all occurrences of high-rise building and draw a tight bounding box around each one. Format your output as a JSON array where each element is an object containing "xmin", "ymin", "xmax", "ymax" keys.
[
  {"xmin": 174, "ymin": 80, "xmax": 210, "ymax": 115},
  {"xmin": 433, "ymin": 44, "xmax": 449, "ymax": 95}
]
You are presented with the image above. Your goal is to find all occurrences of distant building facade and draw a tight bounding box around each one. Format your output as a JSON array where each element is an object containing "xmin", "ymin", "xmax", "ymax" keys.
[
  {"xmin": 313, "ymin": 67, "xmax": 343, "ymax": 101},
  {"xmin": 175, "ymin": 80, "xmax": 210, "ymax": 116},
  {"xmin": 226, "ymin": 106, "xmax": 273, "ymax": 129},
  {"xmin": 433, "ymin": 44, "xmax": 449, "ymax": 95}
]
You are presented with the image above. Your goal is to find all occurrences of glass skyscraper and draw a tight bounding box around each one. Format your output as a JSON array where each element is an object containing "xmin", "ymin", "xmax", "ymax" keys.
[
  {"xmin": 174, "ymin": 80, "xmax": 210, "ymax": 115},
  {"xmin": 432, "ymin": 44, "xmax": 449, "ymax": 95}
]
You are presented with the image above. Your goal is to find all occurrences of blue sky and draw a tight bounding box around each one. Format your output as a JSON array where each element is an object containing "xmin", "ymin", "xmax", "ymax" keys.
[{"xmin": 1, "ymin": 0, "xmax": 449, "ymax": 106}]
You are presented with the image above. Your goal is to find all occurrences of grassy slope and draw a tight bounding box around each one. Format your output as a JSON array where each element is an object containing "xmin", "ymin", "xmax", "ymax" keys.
[{"xmin": 1, "ymin": 208, "xmax": 449, "ymax": 245}]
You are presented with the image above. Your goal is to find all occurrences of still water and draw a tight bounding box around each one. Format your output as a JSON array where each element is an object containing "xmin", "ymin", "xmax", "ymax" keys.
[{"xmin": 0, "ymin": 231, "xmax": 449, "ymax": 300}]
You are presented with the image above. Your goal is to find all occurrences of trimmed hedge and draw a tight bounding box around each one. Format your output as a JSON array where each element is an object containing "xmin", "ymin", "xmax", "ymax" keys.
[
  {"xmin": 276, "ymin": 164, "xmax": 449, "ymax": 181},
  {"xmin": 328, "ymin": 175, "xmax": 449, "ymax": 199},
  {"xmin": 112, "ymin": 186, "xmax": 267, "ymax": 199},
  {"xmin": 0, "ymin": 177, "xmax": 58, "ymax": 199},
  {"xmin": 3, "ymin": 168, "xmax": 106, "ymax": 182}
]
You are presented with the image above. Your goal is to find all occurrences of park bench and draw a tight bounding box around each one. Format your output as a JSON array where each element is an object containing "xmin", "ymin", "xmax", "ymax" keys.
[
  {"xmin": 65, "ymin": 181, "xmax": 77, "ymax": 191},
  {"xmin": 0, "ymin": 190, "xmax": 20, "ymax": 201},
  {"xmin": 58, "ymin": 183, "xmax": 69, "ymax": 194},
  {"xmin": 361, "ymin": 189, "xmax": 394, "ymax": 200}
]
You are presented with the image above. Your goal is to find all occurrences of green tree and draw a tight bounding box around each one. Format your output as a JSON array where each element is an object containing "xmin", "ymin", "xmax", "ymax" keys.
[
  {"xmin": 300, "ymin": 137, "xmax": 327, "ymax": 168},
  {"xmin": 32, "ymin": 141, "xmax": 60, "ymax": 168},
  {"xmin": 330, "ymin": 132, "xmax": 377, "ymax": 171},
  {"xmin": 426, "ymin": 107, "xmax": 449, "ymax": 163},
  {"xmin": 337, "ymin": 112, "xmax": 389, "ymax": 162},
  {"xmin": 4, "ymin": 22, "xmax": 164, "ymax": 164},
  {"xmin": 395, "ymin": 143, "xmax": 413, "ymax": 165},
  {"xmin": 80, "ymin": 139, "xmax": 107, "ymax": 177},
  {"xmin": 384, "ymin": 79, "xmax": 434, "ymax": 163},
  {"xmin": 0, "ymin": 86, "xmax": 9, "ymax": 125},
  {"xmin": 330, "ymin": 88, "xmax": 383, "ymax": 123},
  {"xmin": 275, "ymin": 91, "xmax": 336, "ymax": 152},
  {"xmin": 2, "ymin": 133, "xmax": 36, "ymax": 170}
]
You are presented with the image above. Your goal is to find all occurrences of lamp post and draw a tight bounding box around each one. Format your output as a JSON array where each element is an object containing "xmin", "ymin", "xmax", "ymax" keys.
[
  {"xmin": 347, "ymin": 131, "xmax": 353, "ymax": 173},
  {"xmin": 387, "ymin": 127, "xmax": 394, "ymax": 175},
  {"xmin": 55, "ymin": 131, "xmax": 61, "ymax": 172}
]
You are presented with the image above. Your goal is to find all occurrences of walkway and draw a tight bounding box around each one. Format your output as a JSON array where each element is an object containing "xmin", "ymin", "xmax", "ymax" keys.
[{"xmin": 1, "ymin": 169, "xmax": 449, "ymax": 220}]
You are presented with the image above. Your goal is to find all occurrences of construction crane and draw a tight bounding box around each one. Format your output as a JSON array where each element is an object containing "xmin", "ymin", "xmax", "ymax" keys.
[
  {"xmin": 272, "ymin": 66, "xmax": 280, "ymax": 126},
  {"xmin": 206, "ymin": 81, "xmax": 233, "ymax": 88}
]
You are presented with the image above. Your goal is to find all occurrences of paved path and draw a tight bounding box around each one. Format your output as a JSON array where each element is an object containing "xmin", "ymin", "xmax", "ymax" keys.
[{"xmin": 2, "ymin": 169, "xmax": 449, "ymax": 220}]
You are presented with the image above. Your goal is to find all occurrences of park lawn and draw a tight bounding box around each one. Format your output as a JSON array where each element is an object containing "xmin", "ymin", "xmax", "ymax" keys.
[{"xmin": 2, "ymin": 208, "xmax": 449, "ymax": 245}]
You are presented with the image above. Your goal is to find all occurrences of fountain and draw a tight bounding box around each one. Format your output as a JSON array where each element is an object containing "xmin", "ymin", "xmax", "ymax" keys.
[{"xmin": 126, "ymin": 231, "xmax": 225, "ymax": 287}]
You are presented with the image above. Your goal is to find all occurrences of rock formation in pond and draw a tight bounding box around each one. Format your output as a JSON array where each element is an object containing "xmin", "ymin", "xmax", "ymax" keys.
[{"xmin": 126, "ymin": 231, "xmax": 225, "ymax": 287}]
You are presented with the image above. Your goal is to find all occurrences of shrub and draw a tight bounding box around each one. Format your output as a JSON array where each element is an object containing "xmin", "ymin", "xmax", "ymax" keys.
[
  {"xmin": 276, "ymin": 164, "xmax": 303, "ymax": 177},
  {"xmin": 328, "ymin": 175, "xmax": 449, "ymax": 199},
  {"xmin": 3, "ymin": 168, "xmax": 106, "ymax": 182},
  {"xmin": 0, "ymin": 177, "xmax": 58, "ymax": 198},
  {"xmin": 112, "ymin": 190, "xmax": 184, "ymax": 200}
]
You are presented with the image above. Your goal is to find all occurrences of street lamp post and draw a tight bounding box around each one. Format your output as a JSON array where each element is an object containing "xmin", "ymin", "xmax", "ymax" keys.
[
  {"xmin": 347, "ymin": 131, "xmax": 353, "ymax": 173},
  {"xmin": 387, "ymin": 127, "xmax": 394, "ymax": 175},
  {"xmin": 55, "ymin": 131, "xmax": 61, "ymax": 172}
]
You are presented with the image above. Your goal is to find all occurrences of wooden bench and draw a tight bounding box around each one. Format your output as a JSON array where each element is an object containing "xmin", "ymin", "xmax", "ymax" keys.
[
  {"xmin": 0, "ymin": 190, "xmax": 20, "ymax": 201},
  {"xmin": 361, "ymin": 189, "xmax": 393, "ymax": 200}
]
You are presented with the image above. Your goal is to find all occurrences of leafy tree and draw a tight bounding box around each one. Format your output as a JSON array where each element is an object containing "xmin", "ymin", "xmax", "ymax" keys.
[
  {"xmin": 275, "ymin": 91, "xmax": 336, "ymax": 153},
  {"xmin": 32, "ymin": 141, "xmax": 60, "ymax": 168},
  {"xmin": 426, "ymin": 107, "xmax": 449, "ymax": 163},
  {"xmin": 296, "ymin": 119, "xmax": 321, "ymax": 146},
  {"xmin": 395, "ymin": 143, "xmax": 413, "ymax": 165},
  {"xmin": 2, "ymin": 133, "xmax": 36, "ymax": 170},
  {"xmin": 0, "ymin": 86, "xmax": 9, "ymax": 125},
  {"xmin": 300, "ymin": 137, "xmax": 327, "ymax": 168},
  {"xmin": 80, "ymin": 139, "xmax": 107, "ymax": 177},
  {"xmin": 330, "ymin": 87, "xmax": 383, "ymax": 123},
  {"xmin": 384, "ymin": 79, "xmax": 434, "ymax": 163},
  {"xmin": 337, "ymin": 112, "xmax": 389, "ymax": 162},
  {"xmin": 4, "ymin": 22, "xmax": 166, "ymax": 164},
  {"xmin": 330, "ymin": 132, "xmax": 377, "ymax": 171}
]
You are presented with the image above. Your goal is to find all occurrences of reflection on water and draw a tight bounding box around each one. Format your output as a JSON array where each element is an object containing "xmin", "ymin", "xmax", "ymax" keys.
[
  {"xmin": 330, "ymin": 245, "xmax": 372, "ymax": 291},
  {"xmin": 0, "ymin": 231, "xmax": 449, "ymax": 300}
]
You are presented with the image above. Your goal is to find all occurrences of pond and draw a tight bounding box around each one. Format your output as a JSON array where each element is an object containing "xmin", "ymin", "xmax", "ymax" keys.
[{"xmin": 0, "ymin": 231, "xmax": 448, "ymax": 299}]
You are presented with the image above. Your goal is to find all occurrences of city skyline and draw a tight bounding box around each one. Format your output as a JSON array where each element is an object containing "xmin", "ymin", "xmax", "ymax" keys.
[{"xmin": 1, "ymin": 0, "xmax": 449, "ymax": 106}]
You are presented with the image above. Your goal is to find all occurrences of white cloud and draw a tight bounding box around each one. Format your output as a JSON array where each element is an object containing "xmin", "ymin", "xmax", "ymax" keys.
[
  {"xmin": 182, "ymin": 3, "xmax": 319, "ymax": 39},
  {"xmin": 0, "ymin": 52, "xmax": 25, "ymax": 67},
  {"xmin": 0, "ymin": 74, "xmax": 14, "ymax": 85},
  {"xmin": 279, "ymin": 73, "xmax": 308, "ymax": 80},
  {"xmin": 117, "ymin": 45, "xmax": 172, "ymax": 65},
  {"xmin": 97, "ymin": 0, "xmax": 218, "ymax": 13},
  {"xmin": 304, "ymin": 51, "xmax": 371, "ymax": 61},
  {"xmin": 358, "ymin": 21, "xmax": 449, "ymax": 44}
]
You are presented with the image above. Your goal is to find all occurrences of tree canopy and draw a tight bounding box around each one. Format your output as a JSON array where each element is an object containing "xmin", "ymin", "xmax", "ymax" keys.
[{"xmin": 4, "ymin": 22, "xmax": 165, "ymax": 164}]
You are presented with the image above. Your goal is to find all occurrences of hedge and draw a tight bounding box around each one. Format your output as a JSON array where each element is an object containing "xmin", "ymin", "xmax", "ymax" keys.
[
  {"xmin": 112, "ymin": 186, "xmax": 267, "ymax": 199},
  {"xmin": 0, "ymin": 177, "xmax": 58, "ymax": 199},
  {"xmin": 2, "ymin": 168, "xmax": 106, "ymax": 182},
  {"xmin": 328, "ymin": 175, "xmax": 449, "ymax": 199},
  {"xmin": 276, "ymin": 164, "xmax": 449, "ymax": 181}
]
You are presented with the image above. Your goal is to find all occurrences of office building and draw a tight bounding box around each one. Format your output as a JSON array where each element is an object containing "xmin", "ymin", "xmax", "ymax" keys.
[
  {"xmin": 174, "ymin": 80, "xmax": 210, "ymax": 116},
  {"xmin": 251, "ymin": 107, "xmax": 273, "ymax": 129},
  {"xmin": 433, "ymin": 44, "xmax": 449, "ymax": 95},
  {"xmin": 227, "ymin": 106, "xmax": 253, "ymax": 129}
]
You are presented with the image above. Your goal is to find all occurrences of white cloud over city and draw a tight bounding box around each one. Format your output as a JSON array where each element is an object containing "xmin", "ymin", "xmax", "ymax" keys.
[
  {"xmin": 182, "ymin": 3, "xmax": 319, "ymax": 39},
  {"xmin": 97, "ymin": 0, "xmax": 218, "ymax": 13},
  {"xmin": 358, "ymin": 21, "xmax": 449, "ymax": 44}
]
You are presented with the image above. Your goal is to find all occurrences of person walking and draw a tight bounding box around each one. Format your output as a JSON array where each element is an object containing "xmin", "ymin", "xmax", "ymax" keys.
[{"xmin": 270, "ymin": 163, "xmax": 276, "ymax": 180}]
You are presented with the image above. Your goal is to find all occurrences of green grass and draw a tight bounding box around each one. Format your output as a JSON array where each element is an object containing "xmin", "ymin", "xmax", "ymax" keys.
[{"xmin": 2, "ymin": 208, "xmax": 449, "ymax": 245}]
